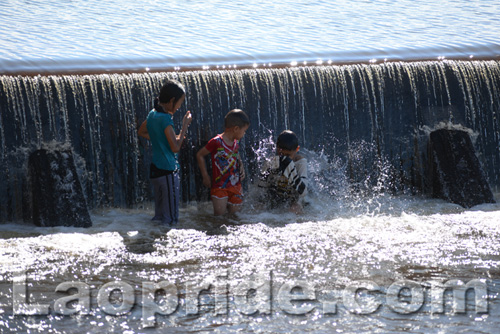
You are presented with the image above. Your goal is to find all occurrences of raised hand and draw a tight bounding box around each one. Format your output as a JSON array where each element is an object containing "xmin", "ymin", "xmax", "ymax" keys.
[{"xmin": 183, "ymin": 110, "xmax": 192, "ymax": 127}]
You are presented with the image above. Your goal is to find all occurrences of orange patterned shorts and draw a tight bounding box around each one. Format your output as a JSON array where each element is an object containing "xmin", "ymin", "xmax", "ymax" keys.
[{"xmin": 211, "ymin": 184, "xmax": 243, "ymax": 205}]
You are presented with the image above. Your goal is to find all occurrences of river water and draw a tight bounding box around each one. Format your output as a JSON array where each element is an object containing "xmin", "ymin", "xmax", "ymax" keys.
[
  {"xmin": 1, "ymin": 191, "xmax": 500, "ymax": 333},
  {"xmin": 1, "ymin": 0, "xmax": 500, "ymax": 333},
  {"xmin": 0, "ymin": 0, "xmax": 499, "ymax": 73}
]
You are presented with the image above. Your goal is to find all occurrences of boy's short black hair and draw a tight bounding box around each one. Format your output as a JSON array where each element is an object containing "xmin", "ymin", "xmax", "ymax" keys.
[
  {"xmin": 277, "ymin": 130, "xmax": 299, "ymax": 151},
  {"xmin": 224, "ymin": 109, "xmax": 250, "ymax": 128}
]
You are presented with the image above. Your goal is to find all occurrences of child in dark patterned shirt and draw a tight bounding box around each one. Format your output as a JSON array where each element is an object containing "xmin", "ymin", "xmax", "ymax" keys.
[{"xmin": 258, "ymin": 130, "xmax": 308, "ymax": 214}]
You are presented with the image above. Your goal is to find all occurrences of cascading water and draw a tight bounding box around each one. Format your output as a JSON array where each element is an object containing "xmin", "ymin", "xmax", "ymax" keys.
[
  {"xmin": 1, "ymin": 60, "xmax": 500, "ymax": 223},
  {"xmin": 1, "ymin": 60, "xmax": 500, "ymax": 333}
]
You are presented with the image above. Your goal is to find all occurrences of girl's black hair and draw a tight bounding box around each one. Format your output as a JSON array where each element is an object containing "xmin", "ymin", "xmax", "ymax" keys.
[
  {"xmin": 153, "ymin": 97, "xmax": 164, "ymax": 113},
  {"xmin": 154, "ymin": 80, "xmax": 185, "ymax": 112}
]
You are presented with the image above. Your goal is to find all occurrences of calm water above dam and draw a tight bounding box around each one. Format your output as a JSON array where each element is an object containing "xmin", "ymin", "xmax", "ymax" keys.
[
  {"xmin": 1, "ymin": 1, "xmax": 500, "ymax": 333},
  {"xmin": 0, "ymin": 0, "xmax": 499, "ymax": 73}
]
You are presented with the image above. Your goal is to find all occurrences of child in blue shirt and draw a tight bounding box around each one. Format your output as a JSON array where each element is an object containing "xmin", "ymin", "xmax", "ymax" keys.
[{"xmin": 138, "ymin": 80, "xmax": 192, "ymax": 225}]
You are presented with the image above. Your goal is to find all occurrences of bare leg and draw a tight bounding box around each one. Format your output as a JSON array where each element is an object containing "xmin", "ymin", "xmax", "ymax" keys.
[
  {"xmin": 227, "ymin": 204, "xmax": 241, "ymax": 215},
  {"xmin": 290, "ymin": 202, "xmax": 303, "ymax": 215},
  {"xmin": 212, "ymin": 197, "xmax": 228, "ymax": 216}
]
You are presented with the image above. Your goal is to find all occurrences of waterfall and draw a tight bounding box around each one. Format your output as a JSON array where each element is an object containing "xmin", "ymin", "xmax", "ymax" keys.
[{"xmin": 1, "ymin": 60, "xmax": 499, "ymax": 222}]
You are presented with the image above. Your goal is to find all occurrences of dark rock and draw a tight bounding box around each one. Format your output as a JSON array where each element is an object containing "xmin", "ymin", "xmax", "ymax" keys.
[
  {"xmin": 427, "ymin": 129, "xmax": 496, "ymax": 208},
  {"xmin": 28, "ymin": 148, "xmax": 92, "ymax": 227}
]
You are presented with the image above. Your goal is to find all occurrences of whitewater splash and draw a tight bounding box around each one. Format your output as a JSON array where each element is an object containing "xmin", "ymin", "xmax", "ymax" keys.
[
  {"xmin": 1, "ymin": 60, "xmax": 500, "ymax": 222},
  {"xmin": 0, "ymin": 188, "xmax": 499, "ymax": 333},
  {"xmin": 1, "ymin": 88, "xmax": 499, "ymax": 332},
  {"xmin": 2, "ymin": 0, "xmax": 500, "ymax": 332}
]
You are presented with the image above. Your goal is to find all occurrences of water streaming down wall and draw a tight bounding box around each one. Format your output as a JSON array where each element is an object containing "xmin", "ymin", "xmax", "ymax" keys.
[{"xmin": 0, "ymin": 60, "xmax": 499, "ymax": 222}]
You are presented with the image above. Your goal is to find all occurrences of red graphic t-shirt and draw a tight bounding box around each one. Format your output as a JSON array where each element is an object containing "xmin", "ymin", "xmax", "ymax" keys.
[{"xmin": 205, "ymin": 134, "xmax": 241, "ymax": 189}]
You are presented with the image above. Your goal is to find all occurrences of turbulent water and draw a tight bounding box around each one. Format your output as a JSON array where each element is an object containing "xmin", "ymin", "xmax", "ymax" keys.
[
  {"xmin": 1, "ymin": 192, "xmax": 500, "ymax": 333},
  {"xmin": 1, "ymin": 144, "xmax": 500, "ymax": 333},
  {"xmin": 1, "ymin": 0, "xmax": 500, "ymax": 333}
]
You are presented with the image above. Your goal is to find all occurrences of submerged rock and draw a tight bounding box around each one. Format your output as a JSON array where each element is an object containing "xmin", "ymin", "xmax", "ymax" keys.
[
  {"xmin": 427, "ymin": 129, "xmax": 495, "ymax": 208},
  {"xmin": 28, "ymin": 148, "xmax": 92, "ymax": 227}
]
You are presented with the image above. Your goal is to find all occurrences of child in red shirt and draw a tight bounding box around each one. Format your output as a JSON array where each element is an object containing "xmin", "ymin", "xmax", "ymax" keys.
[{"xmin": 197, "ymin": 109, "xmax": 250, "ymax": 216}]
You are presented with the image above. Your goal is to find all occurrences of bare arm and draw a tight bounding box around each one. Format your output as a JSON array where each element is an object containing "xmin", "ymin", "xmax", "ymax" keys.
[
  {"xmin": 238, "ymin": 153, "xmax": 245, "ymax": 181},
  {"xmin": 138, "ymin": 120, "xmax": 150, "ymax": 140},
  {"xmin": 164, "ymin": 126, "xmax": 182, "ymax": 153},
  {"xmin": 196, "ymin": 147, "xmax": 211, "ymax": 188},
  {"xmin": 164, "ymin": 110, "xmax": 192, "ymax": 153}
]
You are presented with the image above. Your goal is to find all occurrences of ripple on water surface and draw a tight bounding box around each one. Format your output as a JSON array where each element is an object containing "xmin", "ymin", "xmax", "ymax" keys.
[
  {"xmin": 1, "ymin": 196, "xmax": 500, "ymax": 332},
  {"xmin": 0, "ymin": 0, "xmax": 499, "ymax": 73}
]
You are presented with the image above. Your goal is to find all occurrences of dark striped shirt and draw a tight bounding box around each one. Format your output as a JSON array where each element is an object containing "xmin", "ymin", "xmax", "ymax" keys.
[{"xmin": 259, "ymin": 155, "xmax": 308, "ymax": 198}]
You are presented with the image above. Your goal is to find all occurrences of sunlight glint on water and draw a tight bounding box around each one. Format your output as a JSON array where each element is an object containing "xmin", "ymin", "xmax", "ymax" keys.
[
  {"xmin": 1, "ymin": 0, "xmax": 500, "ymax": 332},
  {"xmin": 1, "ymin": 125, "xmax": 500, "ymax": 333},
  {"xmin": 1, "ymin": 185, "xmax": 500, "ymax": 332},
  {"xmin": 0, "ymin": 0, "xmax": 499, "ymax": 73}
]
